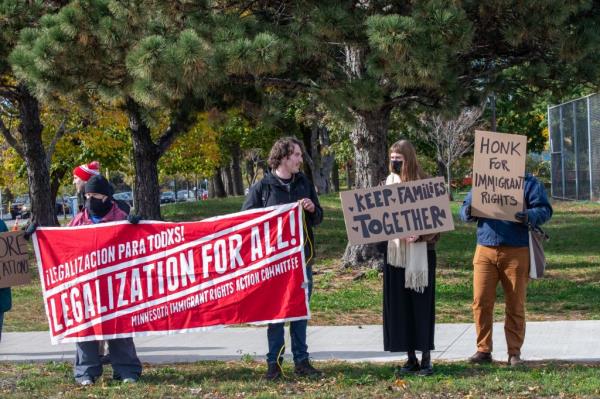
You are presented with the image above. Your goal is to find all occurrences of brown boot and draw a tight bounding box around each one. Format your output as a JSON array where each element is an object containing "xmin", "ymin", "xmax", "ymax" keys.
[
  {"xmin": 469, "ymin": 351, "xmax": 492, "ymax": 364},
  {"xmin": 508, "ymin": 354, "xmax": 524, "ymax": 366}
]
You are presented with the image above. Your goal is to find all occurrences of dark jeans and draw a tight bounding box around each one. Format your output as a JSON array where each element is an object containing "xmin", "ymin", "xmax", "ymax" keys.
[
  {"xmin": 267, "ymin": 265, "xmax": 313, "ymax": 364},
  {"xmin": 0, "ymin": 312, "xmax": 4, "ymax": 342},
  {"xmin": 74, "ymin": 338, "xmax": 142, "ymax": 382}
]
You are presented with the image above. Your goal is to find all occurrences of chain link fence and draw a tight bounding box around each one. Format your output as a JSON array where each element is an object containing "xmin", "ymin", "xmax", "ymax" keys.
[{"xmin": 548, "ymin": 94, "xmax": 600, "ymax": 201}]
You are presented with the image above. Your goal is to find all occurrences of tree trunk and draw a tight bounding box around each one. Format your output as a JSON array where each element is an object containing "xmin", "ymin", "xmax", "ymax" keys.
[
  {"xmin": 342, "ymin": 107, "xmax": 391, "ymax": 269},
  {"xmin": 17, "ymin": 85, "xmax": 57, "ymax": 226},
  {"xmin": 212, "ymin": 168, "xmax": 227, "ymax": 198},
  {"xmin": 222, "ymin": 164, "xmax": 234, "ymax": 196},
  {"xmin": 126, "ymin": 104, "xmax": 161, "ymax": 220},
  {"xmin": 446, "ymin": 162, "xmax": 454, "ymax": 201},
  {"xmin": 308, "ymin": 124, "xmax": 334, "ymax": 194},
  {"xmin": 345, "ymin": 161, "xmax": 353, "ymax": 189},
  {"xmin": 229, "ymin": 143, "xmax": 245, "ymax": 196},
  {"xmin": 332, "ymin": 160, "xmax": 340, "ymax": 192},
  {"xmin": 245, "ymin": 158, "xmax": 255, "ymax": 187},
  {"xmin": 50, "ymin": 168, "xmax": 67, "ymax": 217},
  {"xmin": 208, "ymin": 178, "xmax": 216, "ymax": 199}
]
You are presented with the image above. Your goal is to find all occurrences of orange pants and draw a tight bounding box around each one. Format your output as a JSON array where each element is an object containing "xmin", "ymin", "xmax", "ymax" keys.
[{"xmin": 472, "ymin": 245, "xmax": 529, "ymax": 356}]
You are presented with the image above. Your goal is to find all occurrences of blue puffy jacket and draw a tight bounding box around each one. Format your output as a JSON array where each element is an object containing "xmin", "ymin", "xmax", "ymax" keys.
[{"xmin": 459, "ymin": 174, "xmax": 553, "ymax": 247}]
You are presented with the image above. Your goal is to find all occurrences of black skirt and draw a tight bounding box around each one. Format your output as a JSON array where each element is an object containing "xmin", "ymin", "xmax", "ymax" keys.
[{"xmin": 383, "ymin": 249, "xmax": 436, "ymax": 352}]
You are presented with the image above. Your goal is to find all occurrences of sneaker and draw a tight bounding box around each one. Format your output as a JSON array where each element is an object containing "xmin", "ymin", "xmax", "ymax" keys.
[
  {"xmin": 469, "ymin": 351, "xmax": 492, "ymax": 364},
  {"xmin": 294, "ymin": 359, "xmax": 322, "ymax": 377},
  {"xmin": 508, "ymin": 354, "xmax": 524, "ymax": 366},
  {"xmin": 265, "ymin": 362, "xmax": 282, "ymax": 380},
  {"xmin": 396, "ymin": 358, "xmax": 420, "ymax": 375},
  {"xmin": 78, "ymin": 378, "xmax": 94, "ymax": 386},
  {"xmin": 418, "ymin": 362, "xmax": 434, "ymax": 377},
  {"xmin": 122, "ymin": 377, "xmax": 138, "ymax": 383}
]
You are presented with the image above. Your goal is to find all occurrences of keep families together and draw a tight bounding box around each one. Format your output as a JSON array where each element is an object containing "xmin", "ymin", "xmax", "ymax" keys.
[{"xmin": 0, "ymin": 136, "xmax": 552, "ymax": 385}]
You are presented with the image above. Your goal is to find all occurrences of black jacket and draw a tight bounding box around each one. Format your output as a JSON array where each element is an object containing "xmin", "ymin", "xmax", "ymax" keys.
[{"xmin": 241, "ymin": 172, "xmax": 323, "ymax": 261}]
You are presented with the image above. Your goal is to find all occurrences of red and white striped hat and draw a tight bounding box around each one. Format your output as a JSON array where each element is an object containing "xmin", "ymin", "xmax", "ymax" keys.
[{"xmin": 72, "ymin": 161, "xmax": 101, "ymax": 182}]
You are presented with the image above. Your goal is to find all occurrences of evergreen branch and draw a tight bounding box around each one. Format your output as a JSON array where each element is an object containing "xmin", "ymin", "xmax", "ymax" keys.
[
  {"xmin": 229, "ymin": 75, "xmax": 316, "ymax": 91},
  {"xmin": 0, "ymin": 117, "xmax": 25, "ymax": 158},
  {"xmin": 384, "ymin": 94, "xmax": 439, "ymax": 108}
]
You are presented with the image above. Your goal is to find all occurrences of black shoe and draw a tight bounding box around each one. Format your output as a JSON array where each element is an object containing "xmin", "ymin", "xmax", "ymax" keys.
[
  {"xmin": 469, "ymin": 351, "xmax": 492, "ymax": 364},
  {"xmin": 418, "ymin": 362, "xmax": 434, "ymax": 376},
  {"xmin": 397, "ymin": 358, "xmax": 420, "ymax": 375},
  {"xmin": 265, "ymin": 362, "xmax": 282, "ymax": 380},
  {"xmin": 294, "ymin": 359, "xmax": 322, "ymax": 377}
]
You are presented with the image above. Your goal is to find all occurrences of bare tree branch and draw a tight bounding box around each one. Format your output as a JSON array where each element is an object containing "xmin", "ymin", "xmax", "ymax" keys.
[{"xmin": 420, "ymin": 105, "xmax": 486, "ymax": 191}]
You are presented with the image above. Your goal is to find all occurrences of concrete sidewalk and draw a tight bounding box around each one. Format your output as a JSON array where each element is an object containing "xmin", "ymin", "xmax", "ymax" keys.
[{"xmin": 1, "ymin": 320, "xmax": 599, "ymax": 364}]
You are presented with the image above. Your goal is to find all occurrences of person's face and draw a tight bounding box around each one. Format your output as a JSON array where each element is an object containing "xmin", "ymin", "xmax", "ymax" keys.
[
  {"xmin": 280, "ymin": 144, "xmax": 303, "ymax": 174},
  {"xmin": 84, "ymin": 192, "xmax": 108, "ymax": 202},
  {"xmin": 73, "ymin": 176, "xmax": 86, "ymax": 193},
  {"xmin": 390, "ymin": 152, "xmax": 405, "ymax": 163}
]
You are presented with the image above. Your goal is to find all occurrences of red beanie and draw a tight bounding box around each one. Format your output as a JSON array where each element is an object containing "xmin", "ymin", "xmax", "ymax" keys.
[{"xmin": 73, "ymin": 161, "xmax": 101, "ymax": 182}]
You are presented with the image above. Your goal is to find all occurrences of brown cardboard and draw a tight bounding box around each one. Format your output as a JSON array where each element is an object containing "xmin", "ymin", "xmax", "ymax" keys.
[
  {"xmin": 340, "ymin": 176, "xmax": 455, "ymax": 245},
  {"xmin": 0, "ymin": 231, "xmax": 32, "ymax": 288},
  {"xmin": 470, "ymin": 130, "xmax": 527, "ymax": 222}
]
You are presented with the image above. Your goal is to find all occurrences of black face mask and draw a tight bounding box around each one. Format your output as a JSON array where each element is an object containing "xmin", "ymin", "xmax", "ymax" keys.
[
  {"xmin": 391, "ymin": 160, "xmax": 403, "ymax": 174},
  {"xmin": 86, "ymin": 197, "xmax": 112, "ymax": 218}
]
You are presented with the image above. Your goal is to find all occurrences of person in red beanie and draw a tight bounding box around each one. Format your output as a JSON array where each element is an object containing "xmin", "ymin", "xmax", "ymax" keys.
[
  {"xmin": 72, "ymin": 161, "xmax": 101, "ymax": 213},
  {"xmin": 73, "ymin": 161, "xmax": 101, "ymax": 193}
]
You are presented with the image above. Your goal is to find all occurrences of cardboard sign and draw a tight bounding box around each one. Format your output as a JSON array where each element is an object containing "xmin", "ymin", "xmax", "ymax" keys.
[
  {"xmin": 471, "ymin": 130, "xmax": 527, "ymax": 222},
  {"xmin": 340, "ymin": 176, "xmax": 455, "ymax": 245},
  {"xmin": 0, "ymin": 231, "xmax": 32, "ymax": 288}
]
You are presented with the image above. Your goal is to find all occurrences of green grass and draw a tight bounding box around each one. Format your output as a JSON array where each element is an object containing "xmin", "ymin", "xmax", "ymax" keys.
[
  {"xmin": 2, "ymin": 360, "xmax": 600, "ymax": 398},
  {"xmin": 4, "ymin": 195, "xmax": 600, "ymax": 331}
]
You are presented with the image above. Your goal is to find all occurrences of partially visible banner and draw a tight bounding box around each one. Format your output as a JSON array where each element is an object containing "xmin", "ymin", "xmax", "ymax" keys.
[
  {"xmin": 32, "ymin": 203, "xmax": 307, "ymax": 344},
  {"xmin": 0, "ymin": 231, "xmax": 32, "ymax": 289},
  {"xmin": 471, "ymin": 130, "xmax": 527, "ymax": 222},
  {"xmin": 340, "ymin": 177, "xmax": 455, "ymax": 245}
]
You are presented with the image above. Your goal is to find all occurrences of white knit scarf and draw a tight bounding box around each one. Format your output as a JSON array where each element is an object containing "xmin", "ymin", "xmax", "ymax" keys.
[{"xmin": 386, "ymin": 173, "xmax": 429, "ymax": 293}]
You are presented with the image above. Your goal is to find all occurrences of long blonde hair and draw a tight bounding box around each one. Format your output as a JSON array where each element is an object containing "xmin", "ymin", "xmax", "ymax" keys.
[{"xmin": 389, "ymin": 140, "xmax": 428, "ymax": 182}]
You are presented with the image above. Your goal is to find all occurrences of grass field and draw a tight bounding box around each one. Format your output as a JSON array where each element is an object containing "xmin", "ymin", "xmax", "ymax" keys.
[
  {"xmin": 2, "ymin": 360, "xmax": 600, "ymax": 398},
  {"xmin": 4, "ymin": 194, "xmax": 600, "ymax": 331}
]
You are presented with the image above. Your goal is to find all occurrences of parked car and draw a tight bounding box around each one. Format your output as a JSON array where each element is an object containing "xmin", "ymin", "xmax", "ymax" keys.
[
  {"xmin": 113, "ymin": 191, "xmax": 134, "ymax": 207},
  {"xmin": 10, "ymin": 195, "xmax": 29, "ymax": 219},
  {"xmin": 160, "ymin": 191, "xmax": 176, "ymax": 204},
  {"xmin": 176, "ymin": 190, "xmax": 195, "ymax": 202}
]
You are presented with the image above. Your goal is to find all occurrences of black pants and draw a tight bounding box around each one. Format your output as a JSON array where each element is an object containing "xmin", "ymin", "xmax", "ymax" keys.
[{"xmin": 383, "ymin": 249, "xmax": 436, "ymax": 352}]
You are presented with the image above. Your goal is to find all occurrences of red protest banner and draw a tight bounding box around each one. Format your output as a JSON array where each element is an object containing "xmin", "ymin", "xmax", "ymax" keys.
[{"xmin": 32, "ymin": 203, "xmax": 307, "ymax": 344}]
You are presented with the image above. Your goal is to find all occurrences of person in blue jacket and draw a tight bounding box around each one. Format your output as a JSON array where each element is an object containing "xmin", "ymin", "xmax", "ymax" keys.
[
  {"xmin": 0, "ymin": 220, "xmax": 12, "ymax": 343},
  {"xmin": 460, "ymin": 174, "xmax": 552, "ymax": 366}
]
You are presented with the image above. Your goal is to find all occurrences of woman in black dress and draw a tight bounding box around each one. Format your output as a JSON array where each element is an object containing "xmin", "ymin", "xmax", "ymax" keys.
[{"xmin": 383, "ymin": 139, "xmax": 439, "ymax": 376}]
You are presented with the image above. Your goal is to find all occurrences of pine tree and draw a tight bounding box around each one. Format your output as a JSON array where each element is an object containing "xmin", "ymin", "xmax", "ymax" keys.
[
  {"xmin": 10, "ymin": 0, "xmax": 215, "ymax": 218},
  {"xmin": 0, "ymin": 1, "xmax": 67, "ymax": 226}
]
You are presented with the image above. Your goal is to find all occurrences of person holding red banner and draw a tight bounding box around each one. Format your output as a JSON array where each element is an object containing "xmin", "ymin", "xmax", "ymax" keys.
[
  {"xmin": 0, "ymin": 220, "xmax": 11, "ymax": 343},
  {"xmin": 69, "ymin": 175, "xmax": 142, "ymax": 385},
  {"xmin": 383, "ymin": 140, "xmax": 440, "ymax": 377},
  {"xmin": 242, "ymin": 137, "xmax": 323, "ymax": 380}
]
